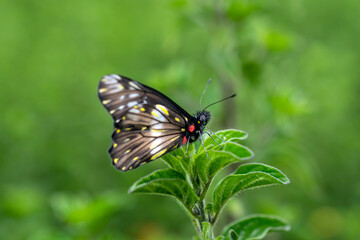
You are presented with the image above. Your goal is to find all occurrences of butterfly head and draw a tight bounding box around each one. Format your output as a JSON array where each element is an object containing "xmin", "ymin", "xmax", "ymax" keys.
[{"xmin": 194, "ymin": 110, "xmax": 211, "ymax": 130}]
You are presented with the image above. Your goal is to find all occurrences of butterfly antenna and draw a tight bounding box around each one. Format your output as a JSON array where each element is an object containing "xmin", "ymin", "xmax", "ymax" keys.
[
  {"xmin": 200, "ymin": 78, "xmax": 212, "ymax": 110},
  {"xmin": 203, "ymin": 94, "xmax": 236, "ymax": 111}
]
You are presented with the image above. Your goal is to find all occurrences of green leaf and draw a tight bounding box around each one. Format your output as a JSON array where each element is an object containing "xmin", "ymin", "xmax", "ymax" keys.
[
  {"xmin": 201, "ymin": 129, "xmax": 248, "ymax": 151},
  {"xmin": 222, "ymin": 214, "xmax": 290, "ymax": 240},
  {"xmin": 234, "ymin": 163, "xmax": 290, "ymax": 183},
  {"xmin": 169, "ymin": 142, "xmax": 195, "ymax": 168},
  {"xmin": 229, "ymin": 230, "xmax": 239, "ymax": 240},
  {"xmin": 129, "ymin": 169, "xmax": 199, "ymax": 209},
  {"xmin": 222, "ymin": 142, "xmax": 254, "ymax": 159},
  {"xmin": 205, "ymin": 203, "xmax": 214, "ymax": 216},
  {"xmin": 202, "ymin": 222, "xmax": 213, "ymax": 240},
  {"xmin": 161, "ymin": 154, "xmax": 188, "ymax": 177},
  {"xmin": 216, "ymin": 236, "xmax": 225, "ymax": 240},
  {"xmin": 193, "ymin": 143, "xmax": 253, "ymax": 186},
  {"xmin": 214, "ymin": 129, "xmax": 248, "ymax": 141},
  {"xmin": 171, "ymin": 141, "xmax": 195, "ymax": 158},
  {"xmin": 213, "ymin": 163, "xmax": 289, "ymax": 213}
]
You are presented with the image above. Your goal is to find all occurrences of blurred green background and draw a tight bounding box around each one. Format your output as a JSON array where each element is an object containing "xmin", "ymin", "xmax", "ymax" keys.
[{"xmin": 1, "ymin": 0, "xmax": 359, "ymax": 239}]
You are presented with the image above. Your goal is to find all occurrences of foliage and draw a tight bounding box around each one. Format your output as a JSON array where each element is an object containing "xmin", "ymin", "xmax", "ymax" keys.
[
  {"xmin": 1, "ymin": 0, "xmax": 359, "ymax": 239},
  {"xmin": 129, "ymin": 129, "xmax": 290, "ymax": 239}
]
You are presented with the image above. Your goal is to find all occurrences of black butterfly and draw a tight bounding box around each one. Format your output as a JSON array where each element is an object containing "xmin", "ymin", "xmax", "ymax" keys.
[{"xmin": 98, "ymin": 74, "xmax": 233, "ymax": 172}]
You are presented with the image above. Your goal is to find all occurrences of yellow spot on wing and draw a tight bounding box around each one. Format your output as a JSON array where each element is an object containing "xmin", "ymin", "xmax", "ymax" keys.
[
  {"xmin": 151, "ymin": 129, "xmax": 165, "ymax": 132},
  {"xmin": 122, "ymin": 116, "xmax": 126, "ymax": 120},
  {"xmin": 102, "ymin": 100, "xmax": 111, "ymax": 104},
  {"xmin": 133, "ymin": 106, "xmax": 138, "ymax": 108},
  {"xmin": 129, "ymin": 166, "xmax": 133, "ymax": 170},
  {"xmin": 185, "ymin": 117, "xmax": 188, "ymax": 122},
  {"xmin": 125, "ymin": 128, "xmax": 131, "ymax": 131},
  {"xmin": 113, "ymin": 143, "xmax": 118, "ymax": 148},
  {"xmin": 198, "ymin": 121, "xmax": 200, "ymax": 124},
  {"xmin": 125, "ymin": 150, "xmax": 131, "ymax": 154},
  {"xmin": 181, "ymin": 128, "xmax": 185, "ymax": 132},
  {"xmin": 170, "ymin": 136, "xmax": 179, "ymax": 142},
  {"xmin": 110, "ymin": 110, "xmax": 115, "ymax": 114},
  {"xmin": 118, "ymin": 84, "xmax": 124, "ymax": 90},
  {"xmin": 150, "ymin": 141, "xmax": 159, "ymax": 150},
  {"xmin": 116, "ymin": 129, "xmax": 121, "ymax": 133},
  {"xmin": 156, "ymin": 104, "xmax": 169, "ymax": 116},
  {"xmin": 175, "ymin": 117, "xmax": 180, "ymax": 122},
  {"xmin": 140, "ymin": 107, "xmax": 145, "ymax": 112},
  {"xmin": 133, "ymin": 157, "xmax": 138, "ymax": 161},
  {"xmin": 122, "ymin": 166, "xmax": 126, "ymax": 170},
  {"xmin": 151, "ymin": 149, "xmax": 167, "ymax": 160},
  {"xmin": 151, "ymin": 110, "xmax": 159, "ymax": 118},
  {"xmin": 141, "ymin": 127, "xmax": 147, "ymax": 131},
  {"xmin": 129, "ymin": 81, "xmax": 140, "ymax": 89},
  {"xmin": 99, "ymin": 88, "xmax": 107, "ymax": 93},
  {"xmin": 114, "ymin": 158, "xmax": 119, "ymax": 164},
  {"xmin": 141, "ymin": 162, "xmax": 146, "ymax": 165}
]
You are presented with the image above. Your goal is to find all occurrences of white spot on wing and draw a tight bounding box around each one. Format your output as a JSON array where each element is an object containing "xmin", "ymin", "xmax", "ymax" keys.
[
  {"xmin": 151, "ymin": 123, "xmax": 164, "ymax": 129},
  {"xmin": 111, "ymin": 74, "xmax": 121, "ymax": 80},
  {"xmin": 150, "ymin": 138, "xmax": 162, "ymax": 150},
  {"xmin": 156, "ymin": 104, "xmax": 169, "ymax": 116},
  {"xmin": 107, "ymin": 87, "xmax": 122, "ymax": 94},
  {"xmin": 151, "ymin": 109, "xmax": 166, "ymax": 122},
  {"xmin": 148, "ymin": 131, "xmax": 165, "ymax": 137},
  {"xmin": 102, "ymin": 76, "xmax": 117, "ymax": 84},
  {"xmin": 129, "ymin": 93, "xmax": 140, "ymax": 98},
  {"xmin": 129, "ymin": 108, "xmax": 140, "ymax": 114},
  {"xmin": 151, "ymin": 145, "xmax": 164, "ymax": 154},
  {"xmin": 127, "ymin": 101, "xmax": 137, "ymax": 108},
  {"xmin": 129, "ymin": 81, "xmax": 140, "ymax": 89}
]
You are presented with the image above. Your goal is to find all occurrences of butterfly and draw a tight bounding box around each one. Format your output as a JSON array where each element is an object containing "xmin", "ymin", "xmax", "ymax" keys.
[{"xmin": 98, "ymin": 74, "xmax": 234, "ymax": 172}]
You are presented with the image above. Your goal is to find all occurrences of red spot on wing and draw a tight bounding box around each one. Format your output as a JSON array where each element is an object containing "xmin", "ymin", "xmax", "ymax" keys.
[
  {"xmin": 188, "ymin": 124, "xmax": 195, "ymax": 133},
  {"xmin": 182, "ymin": 136, "xmax": 187, "ymax": 145}
]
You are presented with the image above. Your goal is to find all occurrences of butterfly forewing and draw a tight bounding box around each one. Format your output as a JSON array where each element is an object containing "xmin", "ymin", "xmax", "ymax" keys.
[{"xmin": 98, "ymin": 74, "xmax": 190, "ymax": 171}]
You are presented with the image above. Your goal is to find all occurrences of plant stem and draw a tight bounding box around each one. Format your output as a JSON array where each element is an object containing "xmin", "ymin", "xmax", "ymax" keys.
[
  {"xmin": 192, "ymin": 218, "xmax": 203, "ymax": 238},
  {"xmin": 198, "ymin": 200, "xmax": 206, "ymax": 223},
  {"xmin": 193, "ymin": 179, "xmax": 216, "ymax": 239}
]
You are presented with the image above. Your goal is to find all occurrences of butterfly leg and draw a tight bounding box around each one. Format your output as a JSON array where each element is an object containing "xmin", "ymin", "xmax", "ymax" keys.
[
  {"xmin": 204, "ymin": 131, "xmax": 224, "ymax": 150},
  {"xmin": 199, "ymin": 134, "xmax": 209, "ymax": 160},
  {"xmin": 204, "ymin": 127, "xmax": 227, "ymax": 142},
  {"xmin": 184, "ymin": 138, "xmax": 190, "ymax": 156}
]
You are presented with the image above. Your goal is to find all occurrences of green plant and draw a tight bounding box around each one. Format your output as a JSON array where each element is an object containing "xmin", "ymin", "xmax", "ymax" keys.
[{"xmin": 129, "ymin": 129, "xmax": 290, "ymax": 239}]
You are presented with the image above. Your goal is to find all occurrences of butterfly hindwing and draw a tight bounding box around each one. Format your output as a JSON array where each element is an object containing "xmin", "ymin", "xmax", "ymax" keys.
[
  {"xmin": 109, "ymin": 131, "xmax": 181, "ymax": 170},
  {"xmin": 98, "ymin": 74, "xmax": 190, "ymax": 171}
]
